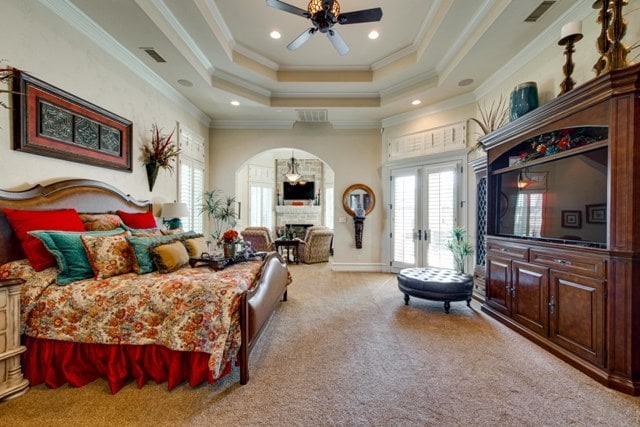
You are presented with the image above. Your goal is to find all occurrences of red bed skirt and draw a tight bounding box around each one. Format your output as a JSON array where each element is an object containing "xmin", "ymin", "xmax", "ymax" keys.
[{"xmin": 22, "ymin": 336, "xmax": 232, "ymax": 394}]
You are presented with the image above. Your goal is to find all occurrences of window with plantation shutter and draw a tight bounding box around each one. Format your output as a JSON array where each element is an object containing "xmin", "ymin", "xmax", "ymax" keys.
[
  {"xmin": 249, "ymin": 184, "xmax": 273, "ymax": 229},
  {"xmin": 425, "ymin": 166, "xmax": 456, "ymax": 269},
  {"xmin": 177, "ymin": 125, "xmax": 205, "ymax": 234},
  {"xmin": 391, "ymin": 169, "xmax": 418, "ymax": 268}
]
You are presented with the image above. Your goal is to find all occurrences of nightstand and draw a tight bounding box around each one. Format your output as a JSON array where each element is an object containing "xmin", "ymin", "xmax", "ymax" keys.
[{"xmin": 0, "ymin": 278, "xmax": 29, "ymax": 400}]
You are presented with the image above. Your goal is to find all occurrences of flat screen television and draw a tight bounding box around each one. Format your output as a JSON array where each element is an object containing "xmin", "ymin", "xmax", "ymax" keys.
[
  {"xmin": 283, "ymin": 181, "xmax": 315, "ymax": 200},
  {"xmin": 494, "ymin": 145, "xmax": 608, "ymax": 248}
]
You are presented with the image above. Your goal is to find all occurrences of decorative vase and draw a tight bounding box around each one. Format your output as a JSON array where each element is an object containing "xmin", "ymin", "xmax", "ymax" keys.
[
  {"xmin": 510, "ymin": 82, "xmax": 539, "ymax": 121},
  {"xmin": 223, "ymin": 242, "xmax": 235, "ymax": 259},
  {"xmin": 145, "ymin": 161, "xmax": 159, "ymax": 191}
]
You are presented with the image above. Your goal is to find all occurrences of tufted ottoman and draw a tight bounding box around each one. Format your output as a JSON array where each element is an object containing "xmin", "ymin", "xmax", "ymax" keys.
[{"xmin": 397, "ymin": 267, "xmax": 473, "ymax": 313}]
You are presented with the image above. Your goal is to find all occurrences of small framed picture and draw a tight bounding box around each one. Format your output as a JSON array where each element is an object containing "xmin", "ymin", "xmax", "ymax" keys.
[
  {"xmin": 586, "ymin": 204, "xmax": 606, "ymax": 224},
  {"xmin": 562, "ymin": 210, "xmax": 582, "ymax": 228}
]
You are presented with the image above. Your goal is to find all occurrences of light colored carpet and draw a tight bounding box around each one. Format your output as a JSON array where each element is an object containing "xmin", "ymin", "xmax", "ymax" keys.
[{"xmin": 1, "ymin": 262, "xmax": 639, "ymax": 426}]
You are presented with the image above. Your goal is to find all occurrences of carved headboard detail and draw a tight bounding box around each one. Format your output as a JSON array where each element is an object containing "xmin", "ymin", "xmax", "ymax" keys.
[{"xmin": 0, "ymin": 179, "xmax": 152, "ymax": 266}]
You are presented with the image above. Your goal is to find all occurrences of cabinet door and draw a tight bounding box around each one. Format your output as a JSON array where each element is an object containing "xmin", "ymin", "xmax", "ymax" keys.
[
  {"xmin": 549, "ymin": 271, "xmax": 605, "ymax": 367},
  {"xmin": 486, "ymin": 255, "xmax": 511, "ymax": 315},
  {"xmin": 512, "ymin": 261, "xmax": 549, "ymax": 336}
]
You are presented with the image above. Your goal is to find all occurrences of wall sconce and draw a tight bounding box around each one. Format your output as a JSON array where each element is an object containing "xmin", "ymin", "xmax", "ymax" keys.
[
  {"xmin": 517, "ymin": 170, "xmax": 533, "ymax": 190},
  {"xmin": 161, "ymin": 202, "xmax": 189, "ymax": 229}
]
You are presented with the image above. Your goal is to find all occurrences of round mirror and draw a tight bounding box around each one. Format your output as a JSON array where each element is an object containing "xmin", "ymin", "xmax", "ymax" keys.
[{"xmin": 342, "ymin": 184, "xmax": 376, "ymax": 217}]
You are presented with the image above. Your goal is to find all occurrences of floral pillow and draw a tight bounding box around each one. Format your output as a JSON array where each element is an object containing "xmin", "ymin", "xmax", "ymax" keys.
[
  {"xmin": 79, "ymin": 213, "xmax": 122, "ymax": 231},
  {"xmin": 80, "ymin": 232, "xmax": 135, "ymax": 279}
]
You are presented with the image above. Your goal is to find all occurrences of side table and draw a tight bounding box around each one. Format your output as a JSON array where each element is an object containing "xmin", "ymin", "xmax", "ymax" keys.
[
  {"xmin": 0, "ymin": 278, "xmax": 29, "ymax": 400},
  {"xmin": 273, "ymin": 239, "xmax": 301, "ymax": 264}
]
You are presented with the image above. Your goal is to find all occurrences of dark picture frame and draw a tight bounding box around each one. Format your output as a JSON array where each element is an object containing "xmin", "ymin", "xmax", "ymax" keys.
[
  {"xmin": 562, "ymin": 210, "xmax": 582, "ymax": 228},
  {"xmin": 12, "ymin": 70, "xmax": 132, "ymax": 171},
  {"xmin": 586, "ymin": 203, "xmax": 606, "ymax": 224}
]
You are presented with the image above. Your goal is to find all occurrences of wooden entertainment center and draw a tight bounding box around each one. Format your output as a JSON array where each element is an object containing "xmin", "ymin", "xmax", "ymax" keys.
[{"xmin": 480, "ymin": 63, "xmax": 640, "ymax": 395}]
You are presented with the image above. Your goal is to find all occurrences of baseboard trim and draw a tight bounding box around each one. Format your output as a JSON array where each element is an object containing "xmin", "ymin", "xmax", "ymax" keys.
[{"xmin": 331, "ymin": 263, "xmax": 385, "ymax": 272}]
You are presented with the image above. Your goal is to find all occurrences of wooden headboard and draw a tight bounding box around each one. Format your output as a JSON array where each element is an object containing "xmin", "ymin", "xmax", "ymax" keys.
[{"xmin": 0, "ymin": 179, "xmax": 152, "ymax": 265}]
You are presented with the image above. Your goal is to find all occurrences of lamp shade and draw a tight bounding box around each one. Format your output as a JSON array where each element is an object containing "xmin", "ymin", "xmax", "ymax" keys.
[{"xmin": 161, "ymin": 202, "xmax": 189, "ymax": 218}]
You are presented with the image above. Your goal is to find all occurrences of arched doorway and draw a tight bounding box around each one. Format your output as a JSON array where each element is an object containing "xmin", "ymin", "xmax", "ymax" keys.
[{"xmin": 235, "ymin": 148, "xmax": 335, "ymax": 237}]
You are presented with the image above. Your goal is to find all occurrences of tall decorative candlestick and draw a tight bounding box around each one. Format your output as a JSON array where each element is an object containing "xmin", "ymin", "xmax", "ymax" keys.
[
  {"xmin": 607, "ymin": 0, "xmax": 629, "ymax": 70},
  {"xmin": 592, "ymin": 0, "xmax": 612, "ymax": 76},
  {"xmin": 558, "ymin": 21, "xmax": 583, "ymax": 96}
]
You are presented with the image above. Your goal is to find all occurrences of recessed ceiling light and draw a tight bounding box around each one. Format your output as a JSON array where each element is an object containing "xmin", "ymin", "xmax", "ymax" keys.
[
  {"xmin": 368, "ymin": 31, "xmax": 379, "ymax": 40},
  {"xmin": 458, "ymin": 78, "xmax": 474, "ymax": 87},
  {"xmin": 270, "ymin": 31, "xmax": 281, "ymax": 39},
  {"xmin": 230, "ymin": 100, "xmax": 240, "ymax": 106},
  {"xmin": 412, "ymin": 99, "xmax": 421, "ymax": 106},
  {"xmin": 177, "ymin": 79, "xmax": 193, "ymax": 87}
]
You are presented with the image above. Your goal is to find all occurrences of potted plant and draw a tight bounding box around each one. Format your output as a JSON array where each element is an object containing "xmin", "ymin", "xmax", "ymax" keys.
[
  {"xmin": 141, "ymin": 123, "xmax": 178, "ymax": 191},
  {"xmin": 447, "ymin": 227, "xmax": 474, "ymax": 274},
  {"xmin": 201, "ymin": 188, "xmax": 238, "ymax": 242}
]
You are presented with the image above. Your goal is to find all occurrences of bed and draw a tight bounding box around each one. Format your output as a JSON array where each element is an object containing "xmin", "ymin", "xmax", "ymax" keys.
[{"xmin": 0, "ymin": 179, "xmax": 290, "ymax": 393}]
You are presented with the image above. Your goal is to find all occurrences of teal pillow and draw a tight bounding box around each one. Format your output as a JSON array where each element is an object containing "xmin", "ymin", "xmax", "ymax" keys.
[
  {"xmin": 30, "ymin": 228, "xmax": 125, "ymax": 285},
  {"xmin": 126, "ymin": 231, "xmax": 197, "ymax": 274}
]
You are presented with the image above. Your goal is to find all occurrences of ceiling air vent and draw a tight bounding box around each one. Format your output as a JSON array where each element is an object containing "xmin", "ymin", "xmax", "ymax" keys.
[
  {"xmin": 524, "ymin": 1, "xmax": 556, "ymax": 22},
  {"xmin": 140, "ymin": 47, "xmax": 166, "ymax": 63},
  {"xmin": 296, "ymin": 109, "xmax": 328, "ymax": 123}
]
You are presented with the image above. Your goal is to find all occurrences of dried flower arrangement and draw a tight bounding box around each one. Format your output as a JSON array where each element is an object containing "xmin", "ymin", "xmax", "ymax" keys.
[
  {"xmin": 469, "ymin": 94, "xmax": 509, "ymax": 150},
  {"xmin": 0, "ymin": 62, "xmax": 19, "ymax": 110},
  {"xmin": 141, "ymin": 123, "xmax": 179, "ymax": 172}
]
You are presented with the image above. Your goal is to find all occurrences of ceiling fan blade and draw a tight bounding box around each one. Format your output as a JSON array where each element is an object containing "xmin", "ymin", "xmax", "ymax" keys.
[
  {"xmin": 338, "ymin": 8, "xmax": 383, "ymax": 24},
  {"xmin": 287, "ymin": 28, "xmax": 316, "ymax": 51},
  {"xmin": 266, "ymin": 0, "xmax": 308, "ymax": 18},
  {"xmin": 327, "ymin": 29, "xmax": 349, "ymax": 56}
]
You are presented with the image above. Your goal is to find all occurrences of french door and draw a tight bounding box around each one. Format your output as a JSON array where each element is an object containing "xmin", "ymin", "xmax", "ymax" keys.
[{"xmin": 390, "ymin": 161, "xmax": 463, "ymax": 270}]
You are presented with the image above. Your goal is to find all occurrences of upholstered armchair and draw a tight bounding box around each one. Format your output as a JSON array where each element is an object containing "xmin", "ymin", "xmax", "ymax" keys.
[
  {"xmin": 298, "ymin": 226, "xmax": 334, "ymax": 264},
  {"xmin": 240, "ymin": 227, "xmax": 274, "ymax": 252}
]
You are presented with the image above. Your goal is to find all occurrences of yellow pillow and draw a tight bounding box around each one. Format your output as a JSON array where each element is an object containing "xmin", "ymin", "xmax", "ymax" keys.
[
  {"xmin": 149, "ymin": 241, "xmax": 189, "ymax": 273},
  {"xmin": 183, "ymin": 236, "xmax": 208, "ymax": 258}
]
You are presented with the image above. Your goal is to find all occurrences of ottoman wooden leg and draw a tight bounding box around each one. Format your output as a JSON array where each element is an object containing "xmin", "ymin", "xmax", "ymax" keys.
[
  {"xmin": 444, "ymin": 301, "xmax": 451, "ymax": 313},
  {"xmin": 404, "ymin": 293, "xmax": 410, "ymax": 305}
]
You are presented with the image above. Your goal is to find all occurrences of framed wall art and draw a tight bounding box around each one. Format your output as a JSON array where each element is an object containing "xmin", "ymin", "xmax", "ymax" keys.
[
  {"xmin": 12, "ymin": 70, "xmax": 132, "ymax": 171},
  {"xmin": 561, "ymin": 210, "xmax": 582, "ymax": 228},
  {"xmin": 586, "ymin": 203, "xmax": 606, "ymax": 223}
]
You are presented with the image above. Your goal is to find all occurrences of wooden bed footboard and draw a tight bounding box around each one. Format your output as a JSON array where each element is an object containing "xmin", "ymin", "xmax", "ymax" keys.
[{"xmin": 238, "ymin": 251, "xmax": 289, "ymax": 384}]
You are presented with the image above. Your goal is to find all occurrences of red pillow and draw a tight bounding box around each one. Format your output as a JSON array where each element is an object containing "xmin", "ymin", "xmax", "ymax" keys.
[
  {"xmin": 3, "ymin": 208, "xmax": 85, "ymax": 271},
  {"xmin": 116, "ymin": 210, "xmax": 157, "ymax": 229}
]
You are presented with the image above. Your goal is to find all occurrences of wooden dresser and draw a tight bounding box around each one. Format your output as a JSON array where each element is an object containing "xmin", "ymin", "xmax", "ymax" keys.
[
  {"xmin": 480, "ymin": 63, "xmax": 640, "ymax": 395},
  {"xmin": 0, "ymin": 278, "xmax": 28, "ymax": 400}
]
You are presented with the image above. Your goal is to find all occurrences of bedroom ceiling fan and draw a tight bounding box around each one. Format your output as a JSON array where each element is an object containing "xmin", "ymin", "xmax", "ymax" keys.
[{"xmin": 266, "ymin": 0, "xmax": 383, "ymax": 56}]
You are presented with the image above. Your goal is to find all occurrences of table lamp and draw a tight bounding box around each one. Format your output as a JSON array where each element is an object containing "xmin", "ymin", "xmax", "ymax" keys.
[{"xmin": 161, "ymin": 202, "xmax": 189, "ymax": 230}]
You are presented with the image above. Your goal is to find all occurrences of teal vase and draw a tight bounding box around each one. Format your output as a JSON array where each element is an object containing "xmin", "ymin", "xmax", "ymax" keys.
[{"xmin": 510, "ymin": 82, "xmax": 539, "ymax": 121}]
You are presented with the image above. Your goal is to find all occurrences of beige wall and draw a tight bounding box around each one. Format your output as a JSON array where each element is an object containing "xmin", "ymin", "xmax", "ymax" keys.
[
  {"xmin": 209, "ymin": 124, "xmax": 382, "ymax": 269},
  {"xmin": 0, "ymin": 1, "xmax": 208, "ymax": 214}
]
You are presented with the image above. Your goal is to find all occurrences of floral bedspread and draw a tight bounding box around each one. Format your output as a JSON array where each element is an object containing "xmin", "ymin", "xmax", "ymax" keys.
[{"xmin": 0, "ymin": 259, "xmax": 265, "ymax": 377}]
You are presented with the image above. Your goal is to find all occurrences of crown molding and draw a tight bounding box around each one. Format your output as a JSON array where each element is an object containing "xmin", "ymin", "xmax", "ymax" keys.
[
  {"xmin": 210, "ymin": 119, "xmax": 296, "ymax": 129},
  {"xmin": 39, "ymin": 0, "xmax": 210, "ymax": 125},
  {"xmin": 381, "ymin": 92, "xmax": 476, "ymax": 128}
]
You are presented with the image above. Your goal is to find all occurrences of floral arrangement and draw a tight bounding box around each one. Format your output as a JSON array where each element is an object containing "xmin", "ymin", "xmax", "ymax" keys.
[
  {"xmin": 221, "ymin": 229, "xmax": 239, "ymax": 244},
  {"xmin": 516, "ymin": 127, "xmax": 608, "ymax": 164},
  {"xmin": 141, "ymin": 123, "xmax": 179, "ymax": 172}
]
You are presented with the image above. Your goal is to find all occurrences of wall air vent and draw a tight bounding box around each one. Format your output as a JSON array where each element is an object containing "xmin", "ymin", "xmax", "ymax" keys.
[
  {"xmin": 524, "ymin": 1, "xmax": 556, "ymax": 22},
  {"xmin": 296, "ymin": 109, "xmax": 328, "ymax": 122},
  {"xmin": 140, "ymin": 47, "xmax": 166, "ymax": 63}
]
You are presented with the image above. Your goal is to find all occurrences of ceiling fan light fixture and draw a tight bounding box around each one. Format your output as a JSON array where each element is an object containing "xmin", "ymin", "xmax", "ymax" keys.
[{"xmin": 308, "ymin": 0, "xmax": 340, "ymax": 17}]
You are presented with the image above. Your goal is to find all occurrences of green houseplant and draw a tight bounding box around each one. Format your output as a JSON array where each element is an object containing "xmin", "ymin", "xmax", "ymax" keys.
[
  {"xmin": 447, "ymin": 227, "xmax": 474, "ymax": 274},
  {"xmin": 201, "ymin": 189, "xmax": 238, "ymax": 242}
]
